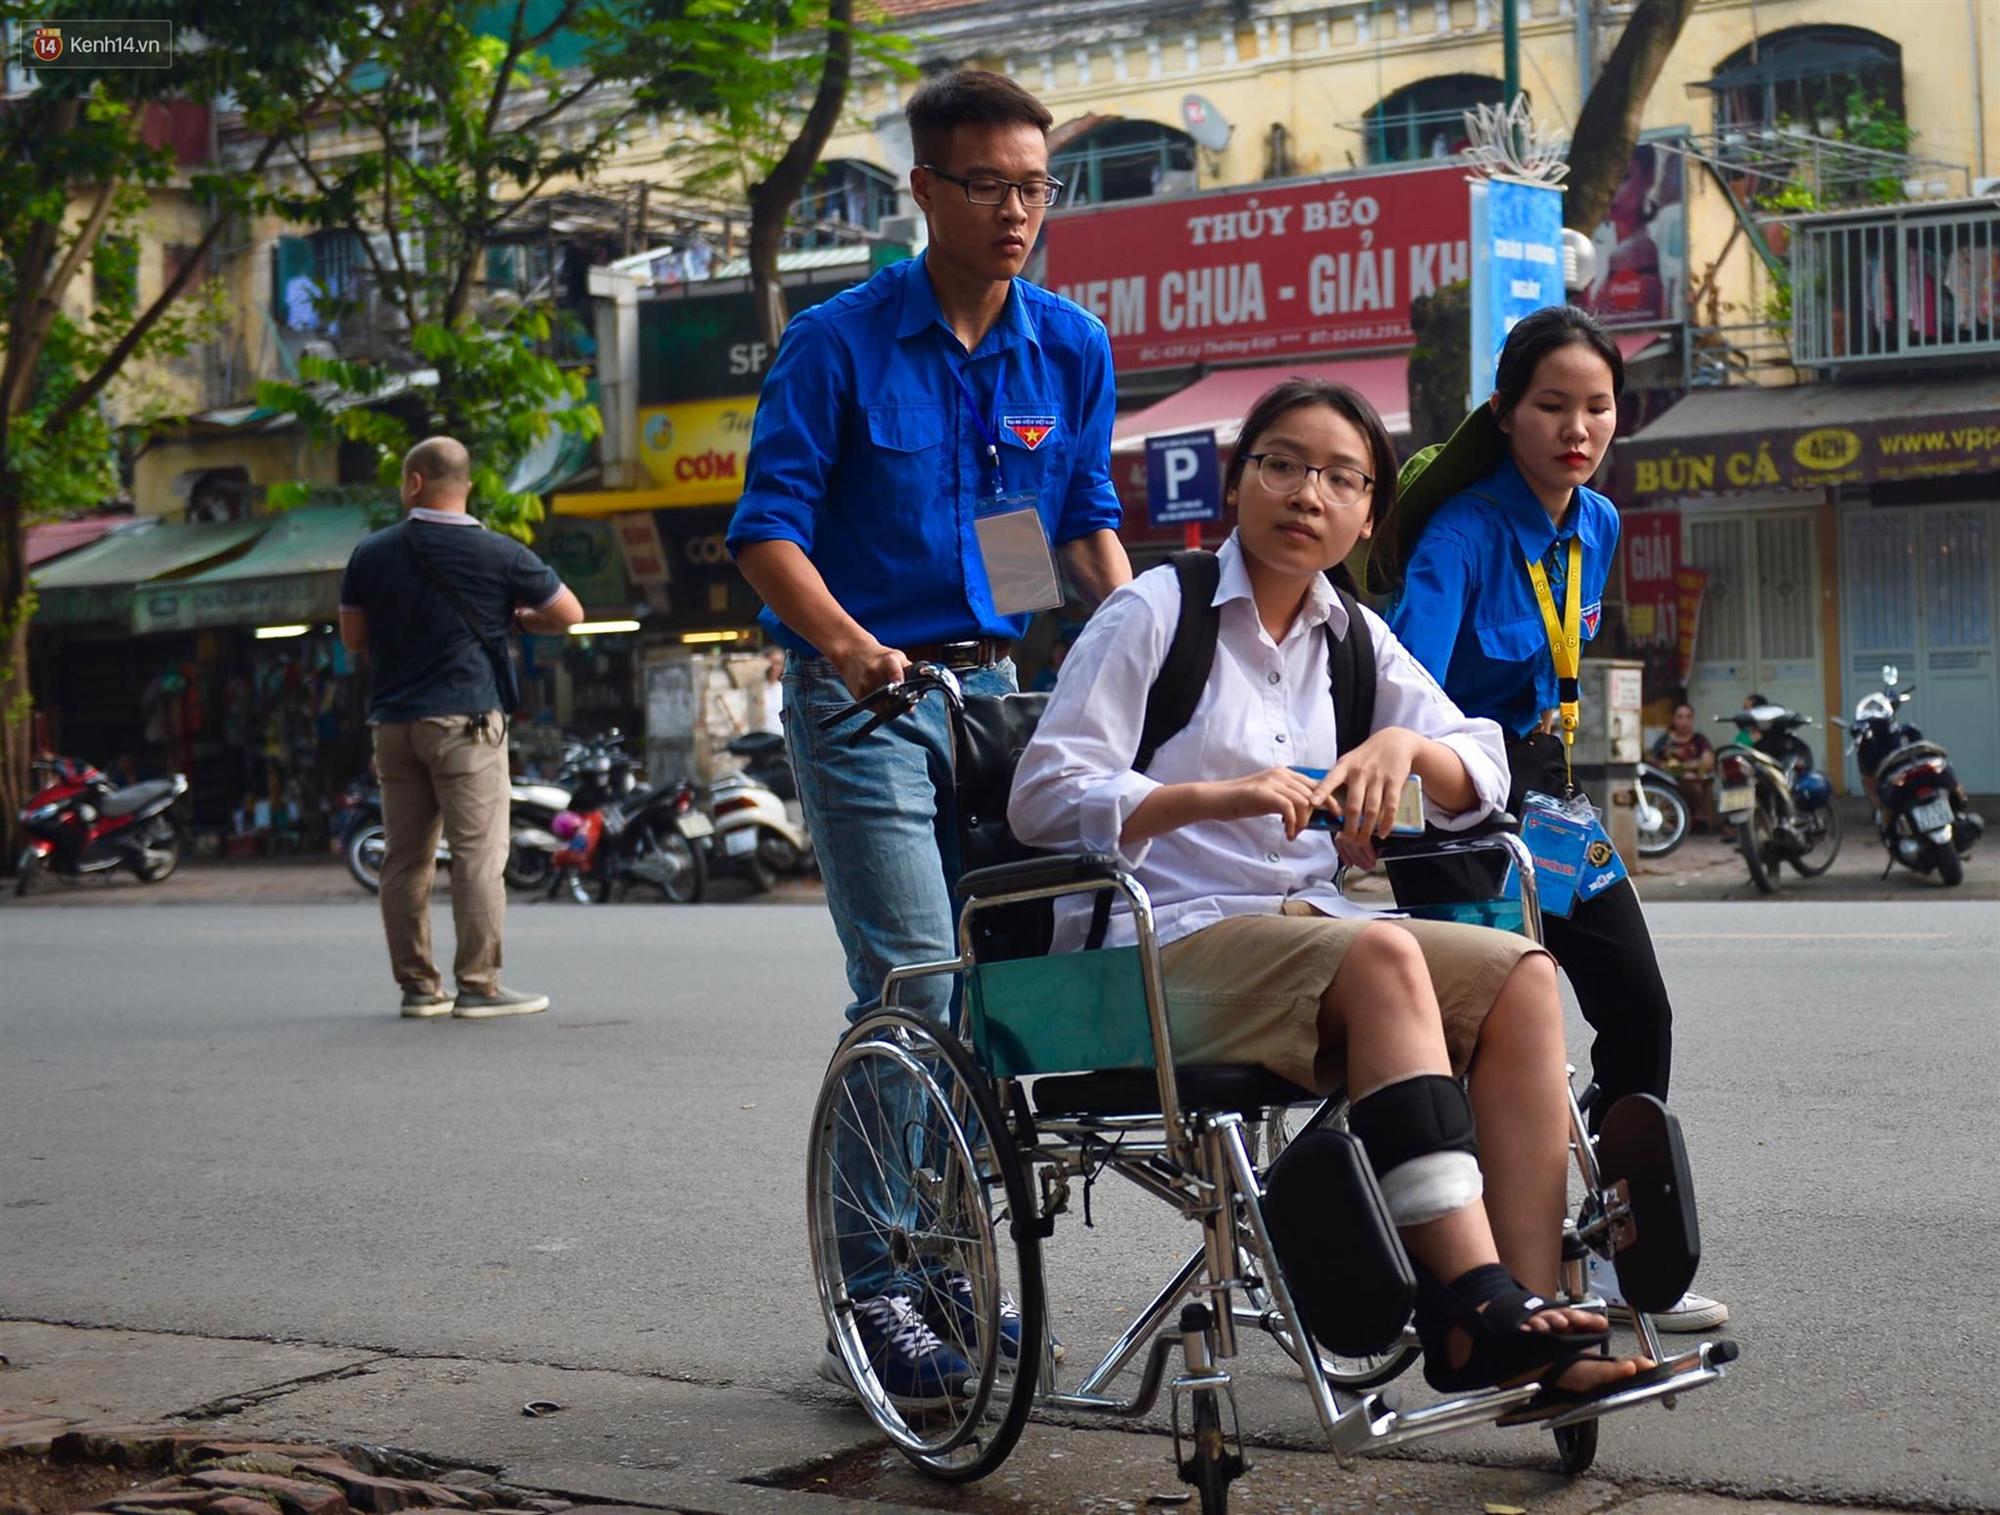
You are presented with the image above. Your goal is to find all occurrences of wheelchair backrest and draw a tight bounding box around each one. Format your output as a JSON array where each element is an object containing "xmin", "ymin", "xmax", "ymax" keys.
[{"xmin": 953, "ymin": 692, "xmax": 1054, "ymax": 962}]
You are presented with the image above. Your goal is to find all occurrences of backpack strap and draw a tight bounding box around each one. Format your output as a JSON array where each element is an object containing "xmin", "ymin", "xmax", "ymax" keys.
[
  {"xmin": 1326, "ymin": 584, "xmax": 1376, "ymax": 760},
  {"xmin": 1133, "ymin": 551, "xmax": 1223, "ymax": 774}
]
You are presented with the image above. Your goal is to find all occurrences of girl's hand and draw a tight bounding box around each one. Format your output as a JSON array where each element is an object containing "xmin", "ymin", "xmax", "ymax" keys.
[
  {"xmin": 1313, "ymin": 727, "xmax": 1422, "ymax": 845},
  {"xmin": 1207, "ymin": 766, "xmax": 1323, "ymax": 840},
  {"xmin": 1333, "ymin": 831, "xmax": 1380, "ymax": 872}
]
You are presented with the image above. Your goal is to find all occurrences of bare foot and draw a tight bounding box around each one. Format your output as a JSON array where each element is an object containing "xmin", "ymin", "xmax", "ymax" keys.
[{"xmin": 1444, "ymin": 1302, "xmax": 1652, "ymax": 1392}]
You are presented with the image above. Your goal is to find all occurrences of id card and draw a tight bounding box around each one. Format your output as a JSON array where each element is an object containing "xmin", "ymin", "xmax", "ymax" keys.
[
  {"xmin": 1520, "ymin": 790, "xmax": 1627, "ymax": 917},
  {"xmin": 973, "ymin": 491, "xmax": 1063, "ymax": 615}
]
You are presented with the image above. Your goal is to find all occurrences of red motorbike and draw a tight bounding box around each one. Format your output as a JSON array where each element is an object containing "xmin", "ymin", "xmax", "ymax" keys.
[{"xmin": 15, "ymin": 755, "xmax": 188, "ymax": 894}]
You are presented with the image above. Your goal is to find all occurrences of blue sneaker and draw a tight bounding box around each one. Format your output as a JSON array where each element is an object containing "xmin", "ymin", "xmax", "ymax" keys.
[
  {"xmin": 930, "ymin": 1272, "xmax": 1062, "ymax": 1364},
  {"xmin": 817, "ymin": 1292, "xmax": 974, "ymax": 1410}
]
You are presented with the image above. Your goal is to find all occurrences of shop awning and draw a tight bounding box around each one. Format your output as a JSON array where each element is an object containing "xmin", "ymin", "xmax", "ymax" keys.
[
  {"xmin": 129, "ymin": 506, "xmax": 375, "ymax": 633},
  {"xmin": 1613, "ymin": 372, "xmax": 2000, "ymax": 501},
  {"xmin": 1111, "ymin": 355, "xmax": 1412, "ymax": 453},
  {"xmin": 25, "ymin": 517, "xmax": 125, "ymax": 568},
  {"xmin": 32, "ymin": 518, "xmax": 268, "ymax": 627},
  {"xmin": 1615, "ymin": 329, "xmax": 1672, "ymax": 365}
]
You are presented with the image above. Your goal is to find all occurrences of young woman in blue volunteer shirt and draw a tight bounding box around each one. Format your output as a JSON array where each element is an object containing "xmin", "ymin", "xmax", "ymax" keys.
[
  {"xmin": 1011, "ymin": 379, "xmax": 1654, "ymax": 1406},
  {"xmin": 1385, "ymin": 305, "xmax": 1726, "ymax": 1333}
]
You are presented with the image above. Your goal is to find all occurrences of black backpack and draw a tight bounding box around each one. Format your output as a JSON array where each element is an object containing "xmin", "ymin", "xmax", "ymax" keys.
[{"xmin": 1079, "ymin": 550, "xmax": 1378, "ymax": 947}]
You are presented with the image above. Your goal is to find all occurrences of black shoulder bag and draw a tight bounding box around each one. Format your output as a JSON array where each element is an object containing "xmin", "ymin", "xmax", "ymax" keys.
[{"xmin": 402, "ymin": 520, "xmax": 522, "ymax": 717}]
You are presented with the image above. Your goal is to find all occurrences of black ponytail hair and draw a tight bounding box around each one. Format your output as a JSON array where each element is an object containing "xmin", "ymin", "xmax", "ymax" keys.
[{"xmin": 1488, "ymin": 304, "xmax": 1624, "ymax": 425}]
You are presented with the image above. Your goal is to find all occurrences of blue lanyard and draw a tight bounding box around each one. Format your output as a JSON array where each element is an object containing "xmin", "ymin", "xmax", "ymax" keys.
[{"xmin": 948, "ymin": 360, "xmax": 1002, "ymax": 494}]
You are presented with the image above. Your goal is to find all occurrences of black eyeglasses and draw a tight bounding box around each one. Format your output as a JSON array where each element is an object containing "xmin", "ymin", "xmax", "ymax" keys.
[
  {"xmin": 1242, "ymin": 452, "xmax": 1376, "ymax": 505},
  {"xmin": 920, "ymin": 164, "xmax": 1064, "ymax": 208}
]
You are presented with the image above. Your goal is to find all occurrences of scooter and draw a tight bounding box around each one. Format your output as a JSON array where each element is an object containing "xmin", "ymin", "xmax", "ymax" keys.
[
  {"xmin": 15, "ymin": 756, "xmax": 187, "ymax": 893},
  {"xmin": 1832, "ymin": 664, "xmax": 1983, "ymax": 888},
  {"xmin": 1712, "ymin": 704, "xmax": 1841, "ymax": 894},
  {"xmin": 707, "ymin": 730, "xmax": 814, "ymax": 892},
  {"xmin": 547, "ymin": 732, "xmax": 711, "ymax": 904}
]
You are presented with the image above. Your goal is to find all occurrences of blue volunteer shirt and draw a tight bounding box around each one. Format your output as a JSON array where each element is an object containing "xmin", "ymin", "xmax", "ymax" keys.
[
  {"xmin": 1388, "ymin": 455, "xmax": 1620, "ymax": 739},
  {"xmin": 726, "ymin": 253, "xmax": 1122, "ymax": 656}
]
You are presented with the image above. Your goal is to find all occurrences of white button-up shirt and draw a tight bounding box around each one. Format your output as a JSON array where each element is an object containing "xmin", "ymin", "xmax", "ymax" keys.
[{"xmin": 1008, "ymin": 533, "xmax": 1510, "ymax": 953}]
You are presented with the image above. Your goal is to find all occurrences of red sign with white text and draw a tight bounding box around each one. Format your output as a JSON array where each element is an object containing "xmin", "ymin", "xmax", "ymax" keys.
[{"xmin": 1039, "ymin": 164, "xmax": 1471, "ymax": 373}]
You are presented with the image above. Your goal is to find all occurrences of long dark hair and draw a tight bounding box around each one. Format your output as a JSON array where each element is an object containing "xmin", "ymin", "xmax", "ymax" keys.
[
  {"xmin": 1489, "ymin": 304, "xmax": 1625, "ymax": 424},
  {"xmin": 1226, "ymin": 378, "xmax": 1400, "ymax": 553}
]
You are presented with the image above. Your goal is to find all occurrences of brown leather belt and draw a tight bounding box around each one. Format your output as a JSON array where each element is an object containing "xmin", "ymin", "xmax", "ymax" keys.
[{"xmin": 903, "ymin": 638, "xmax": 1013, "ymax": 671}]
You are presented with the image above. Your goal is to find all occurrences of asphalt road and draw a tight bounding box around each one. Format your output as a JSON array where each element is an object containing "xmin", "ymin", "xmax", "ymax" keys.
[{"xmin": 3, "ymin": 899, "xmax": 1997, "ymax": 1509}]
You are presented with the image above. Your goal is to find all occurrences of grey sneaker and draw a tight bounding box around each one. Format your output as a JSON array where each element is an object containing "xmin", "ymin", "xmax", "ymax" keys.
[
  {"xmin": 451, "ymin": 985, "xmax": 550, "ymax": 1019},
  {"xmin": 400, "ymin": 989, "xmax": 454, "ymax": 1018}
]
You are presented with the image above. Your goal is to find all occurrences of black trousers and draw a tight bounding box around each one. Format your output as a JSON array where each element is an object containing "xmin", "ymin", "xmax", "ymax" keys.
[{"xmin": 1507, "ymin": 733, "xmax": 1673, "ymax": 1124}]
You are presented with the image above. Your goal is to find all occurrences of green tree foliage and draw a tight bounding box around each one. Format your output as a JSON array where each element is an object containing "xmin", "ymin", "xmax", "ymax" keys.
[{"xmin": 0, "ymin": 0, "xmax": 350, "ymax": 839}]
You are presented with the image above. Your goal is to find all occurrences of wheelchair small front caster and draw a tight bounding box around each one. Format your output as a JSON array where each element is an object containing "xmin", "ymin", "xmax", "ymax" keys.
[
  {"xmin": 1552, "ymin": 1417, "xmax": 1599, "ymax": 1475},
  {"xmin": 1173, "ymin": 1304, "xmax": 1244, "ymax": 1515}
]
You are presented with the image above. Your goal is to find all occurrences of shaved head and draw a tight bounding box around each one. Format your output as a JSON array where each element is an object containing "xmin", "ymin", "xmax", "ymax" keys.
[{"xmin": 401, "ymin": 436, "xmax": 472, "ymax": 508}]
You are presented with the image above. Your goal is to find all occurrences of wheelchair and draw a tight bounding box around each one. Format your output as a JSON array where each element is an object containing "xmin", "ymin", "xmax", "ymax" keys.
[{"xmin": 806, "ymin": 666, "xmax": 1736, "ymax": 1512}]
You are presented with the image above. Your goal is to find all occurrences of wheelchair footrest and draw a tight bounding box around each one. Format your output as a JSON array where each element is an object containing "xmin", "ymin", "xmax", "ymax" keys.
[
  {"xmin": 1262, "ymin": 1130, "xmax": 1416, "ymax": 1359},
  {"xmin": 1592, "ymin": 1094, "xmax": 1701, "ymax": 1313}
]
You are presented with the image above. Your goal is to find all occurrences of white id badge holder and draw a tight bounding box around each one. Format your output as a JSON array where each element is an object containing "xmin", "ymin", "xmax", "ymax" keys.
[{"xmin": 973, "ymin": 490, "xmax": 1063, "ymax": 615}]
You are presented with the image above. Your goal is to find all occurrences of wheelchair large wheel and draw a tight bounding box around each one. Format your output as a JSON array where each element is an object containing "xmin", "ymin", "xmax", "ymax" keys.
[{"xmin": 807, "ymin": 1009, "xmax": 1043, "ymax": 1482}]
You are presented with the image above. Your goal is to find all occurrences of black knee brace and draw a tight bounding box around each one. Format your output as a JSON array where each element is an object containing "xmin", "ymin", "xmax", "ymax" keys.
[{"xmin": 1347, "ymin": 1073, "xmax": 1478, "ymax": 1180}]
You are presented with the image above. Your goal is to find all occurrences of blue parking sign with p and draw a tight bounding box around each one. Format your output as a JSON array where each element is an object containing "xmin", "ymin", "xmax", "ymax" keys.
[{"xmin": 1145, "ymin": 430, "xmax": 1221, "ymax": 529}]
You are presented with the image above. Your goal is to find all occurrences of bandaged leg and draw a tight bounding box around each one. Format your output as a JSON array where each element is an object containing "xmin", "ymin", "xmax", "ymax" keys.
[{"xmin": 1347, "ymin": 1073, "xmax": 1483, "ymax": 1227}]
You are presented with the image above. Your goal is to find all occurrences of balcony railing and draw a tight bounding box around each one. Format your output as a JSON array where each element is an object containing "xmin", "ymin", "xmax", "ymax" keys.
[{"xmin": 1791, "ymin": 199, "xmax": 2000, "ymax": 368}]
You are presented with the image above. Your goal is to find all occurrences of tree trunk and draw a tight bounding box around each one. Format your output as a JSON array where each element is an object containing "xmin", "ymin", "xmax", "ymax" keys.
[
  {"xmin": 0, "ymin": 463, "xmax": 33, "ymax": 866},
  {"xmin": 746, "ymin": 0, "xmax": 855, "ymax": 350},
  {"xmin": 1563, "ymin": 0, "xmax": 1698, "ymax": 233},
  {"xmin": 1406, "ymin": 283, "xmax": 1472, "ymax": 451}
]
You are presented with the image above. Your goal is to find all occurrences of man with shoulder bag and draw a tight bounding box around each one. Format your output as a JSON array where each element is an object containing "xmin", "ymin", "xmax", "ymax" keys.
[{"xmin": 339, "ymin": 437, "xmax": 583, "ymax": 1019}]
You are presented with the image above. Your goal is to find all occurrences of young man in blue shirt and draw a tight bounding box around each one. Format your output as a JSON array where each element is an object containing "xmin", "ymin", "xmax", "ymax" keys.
[{"xmin": 728, "ymin": 70, "xmax": 1129, "ymax": 1406}]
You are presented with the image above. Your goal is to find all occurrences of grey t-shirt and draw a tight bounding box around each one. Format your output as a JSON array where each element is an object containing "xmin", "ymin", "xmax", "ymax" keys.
[{"xmin": 339, "ymin": 510, "xmax": 562, "ymax": 722}]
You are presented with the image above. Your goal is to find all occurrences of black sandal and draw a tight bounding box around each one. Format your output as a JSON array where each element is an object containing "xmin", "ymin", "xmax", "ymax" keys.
[{"xmin": 1414, "ymin": 1262, "xmax": 1609, "ymax": 1395}]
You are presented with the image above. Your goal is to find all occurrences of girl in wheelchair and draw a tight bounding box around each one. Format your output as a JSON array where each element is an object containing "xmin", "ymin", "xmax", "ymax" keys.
[{"xmin": 1009, "ymin": 379, "xmax": 1652, "ymax": 1404}]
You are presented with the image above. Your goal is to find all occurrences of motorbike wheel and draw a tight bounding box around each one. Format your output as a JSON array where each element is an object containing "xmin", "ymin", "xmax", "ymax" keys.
[
  {"xmin": 740, "ymin": 851, "xmax": 777, "ymax": 894},
  {"xmin": 14, "ymin": 847, "xmax": 40, "ymax": 896},
  {"xmin": 755, "ymin": 828, "xmax": 800, "ymax": 876},
  {"xmin": 1636, "ymin": 781, "xmax": 1689, "ymax": 858},
  {"xmin": 132, "ymin": 817, "xmax": 183, "ymax": 883},
  {"xmin": 504, "ymin": 837, "xmax": 555, "ymax": 894},
  {"xmin": 622, "ymin": 822, "xmax": 706, "ymax": 904},
  {"xmin": 347, "ymin": 824, "xmax": 387, "ymax": 893},
  {"xmin": 1738, "ymin": 802, "xmax": 1779, "ymax": 895},
  {"xmin": 1937, "ymin": 847, "xmax": 1965, "ymax": 887},
  {"xmin": 1788, "ymin": 800, "xmax": 1843, "ymax": 877}
]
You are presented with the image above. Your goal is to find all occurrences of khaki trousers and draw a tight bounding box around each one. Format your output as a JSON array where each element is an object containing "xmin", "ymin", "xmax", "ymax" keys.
[{"xmin": 373, "ymin": 713, "xmax": 510, "ymax": 996}]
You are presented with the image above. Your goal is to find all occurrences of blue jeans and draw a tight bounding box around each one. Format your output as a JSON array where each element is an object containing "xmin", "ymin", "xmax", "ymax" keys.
[{"xmin": 785, "ymin": 653, "xmax": 1017, "ymax": 1300}]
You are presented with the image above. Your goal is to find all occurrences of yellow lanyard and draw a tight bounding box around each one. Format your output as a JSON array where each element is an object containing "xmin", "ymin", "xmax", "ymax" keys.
[{"xmin": 1524, "ymin": 538, "xmax": 1583, "ymax": 792}]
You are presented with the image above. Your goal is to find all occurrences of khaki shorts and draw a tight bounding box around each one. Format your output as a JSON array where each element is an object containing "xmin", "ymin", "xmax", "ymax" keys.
[{"xmin": 1160, "ymin": 903, "xmax": 1547, "ymax": 1094}]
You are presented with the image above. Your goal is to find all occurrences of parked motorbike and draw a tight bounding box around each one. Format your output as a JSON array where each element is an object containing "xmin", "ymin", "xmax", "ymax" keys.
[
  {"xmin": 707, "ymin": 730, "xmax": 814, "ymax": 892},
  {"xmin": 1832, "ymin": 665, "xmax": 1983, "ymax": 888},
  {"xmin": 15, "ymin": 755, "xmax": 187, "ymax": 893},
  {"xmin": 547, "ymin": 732, "xmax": 711, "ymax": 904},
  {"xmin": 1633, "ymin": 759, "xmax": 1692, "ymax": 859},
  {"xmin": 1712, "ymin": 704, "xmax": 1842, "ymax": 894},
  {"xmin": 342, "ymin": 773, "xmax": 575, "ymax": 896}
]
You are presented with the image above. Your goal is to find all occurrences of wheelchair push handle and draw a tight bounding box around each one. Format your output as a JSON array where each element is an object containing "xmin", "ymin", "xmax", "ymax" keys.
[{"xmin": 817, "ymin": 661, "xmax": 965, "ymax": 744}]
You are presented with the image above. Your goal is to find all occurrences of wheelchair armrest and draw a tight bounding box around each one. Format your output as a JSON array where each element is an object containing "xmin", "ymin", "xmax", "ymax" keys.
[
  {"xmin": 958, "ymin": 851, "xmax": 1123, "ymax": 900},
  {"xmin": 1373, "ymin": 810, "xmax": 1519, "ymax": 860}
]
